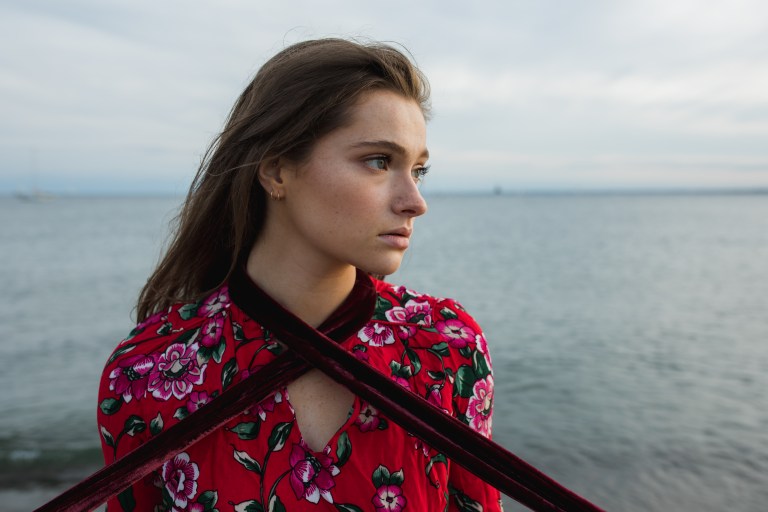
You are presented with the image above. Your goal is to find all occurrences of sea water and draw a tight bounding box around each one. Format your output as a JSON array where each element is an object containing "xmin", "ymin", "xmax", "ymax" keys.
[{"xmin": 1, "ymin": 193, "xmax": 766, "ymax": 511}]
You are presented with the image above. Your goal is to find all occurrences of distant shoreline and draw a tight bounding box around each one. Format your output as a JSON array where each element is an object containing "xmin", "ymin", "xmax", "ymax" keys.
[{"xmin": 2, "ymin": 187, "xmax": 768, "ymax": 199}]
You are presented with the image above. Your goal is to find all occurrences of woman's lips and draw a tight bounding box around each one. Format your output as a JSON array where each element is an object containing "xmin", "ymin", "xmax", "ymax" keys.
[{"xmin": 378, "ymin": 228, "xmax": 412, "ymax": 249}]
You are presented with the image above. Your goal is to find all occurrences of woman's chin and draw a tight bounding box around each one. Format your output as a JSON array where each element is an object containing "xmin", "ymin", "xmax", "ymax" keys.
[{"xmin": 357, "ymin": 259, "xmax": 403, "ymax": 278}]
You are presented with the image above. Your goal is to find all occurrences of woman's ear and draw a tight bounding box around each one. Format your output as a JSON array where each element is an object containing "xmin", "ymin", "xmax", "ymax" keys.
[{"xmin": 257, "ymin": 156, "xmax": 287, "ymax": 197}]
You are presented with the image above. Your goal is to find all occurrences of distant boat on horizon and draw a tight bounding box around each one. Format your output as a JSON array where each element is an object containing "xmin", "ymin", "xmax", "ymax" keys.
[
  {"xmin": 13, "ymin": 188, "xmax": 55, "ymax": 202},
  {"xmin": 14, "ymin": 148, "xmax": 55, "ymax": 202}
]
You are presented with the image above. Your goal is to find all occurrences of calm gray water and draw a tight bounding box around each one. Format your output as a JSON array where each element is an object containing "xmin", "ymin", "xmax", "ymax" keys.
[{"xmin": 1, "ymin": 194, "xmax": 767, "ymax": 511}]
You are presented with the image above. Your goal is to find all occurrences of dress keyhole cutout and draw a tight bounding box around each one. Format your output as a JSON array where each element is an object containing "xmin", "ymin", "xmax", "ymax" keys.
[{"xmin": 285, "ymin": 369, "xmax": 356, "ymax": 452}]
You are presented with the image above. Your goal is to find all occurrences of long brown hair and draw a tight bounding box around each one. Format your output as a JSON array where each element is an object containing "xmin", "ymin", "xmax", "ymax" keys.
[{"xmin": 137, "ymin": 38, "xmax": 431, "ymax": 320}]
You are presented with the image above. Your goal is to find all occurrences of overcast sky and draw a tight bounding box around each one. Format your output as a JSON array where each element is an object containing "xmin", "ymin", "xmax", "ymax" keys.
[{"xmin": 2, "ymin": 0, "xmax": 767, "ymax": 194}]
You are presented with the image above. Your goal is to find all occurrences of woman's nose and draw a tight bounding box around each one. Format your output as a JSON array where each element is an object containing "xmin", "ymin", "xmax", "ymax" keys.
[{"xmin": 393, "ymin": 174, "xmax": 428, "ymax": 217}]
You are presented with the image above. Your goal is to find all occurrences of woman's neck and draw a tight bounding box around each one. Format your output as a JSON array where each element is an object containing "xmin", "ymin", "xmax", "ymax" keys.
[{"xmin": 244, "ymin": 241, "xmax": 357, "ymax": 328}]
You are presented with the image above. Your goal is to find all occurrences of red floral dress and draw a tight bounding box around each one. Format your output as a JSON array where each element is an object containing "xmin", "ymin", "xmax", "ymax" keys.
[{"xmin": 98, "ymin": 271, "xmax": 502, "ymax": 512}]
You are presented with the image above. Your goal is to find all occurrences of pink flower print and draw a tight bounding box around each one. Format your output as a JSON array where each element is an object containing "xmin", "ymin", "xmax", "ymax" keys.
[
  {"xmin": 408, "ymin": 431, "xmax": 431, "ymax": 457},
  {"xmin": 397, "ymin": 325, "xmax": 417, "ymax": 341},
  {"xmin": 161, "ymin": 452, "xmax": 200, "ymax": 509},
  {"xmin": 475, "ymin": 333, "xmax": 489, "ymax": 354},
  {"xmin": 198, "ymin": 287, "xmax": 229, "ymax": 317},
  {"xmin": 199, "ymin": 315, "xmax": 224, "ymax": 348},
  {"xmin": 185, "ymin": 391, "xmax": 211, "ymax": 414},
  {"xmin": 475, "ymin": 333, "xmax": 492, "ymax": 368},
  {"xmin": 353, "ymin": 346, "xmax": 369, "ymax": 362},
  {"xmin": 288, "ymin": 441, "xmax": 340, "ymax": 504},
  {"xmin": 255, "ymin": 390, "xmax": 283, "ymax": 421},
  {"xmin": 385, "ymin": 300, "xmax": 432, "ymax": 326},
  {"xmin": 392, "ymin": 285, "xmax": 427, "ymax": 301},
  {"xmin": 467, "ymin": 375, "xmax": 494, "ymax": 438},
  {"xmin": 391, "ymin": 375, "xmax": 411, "ymax": 391},
  {"xmin": 237, "ymin": 364, "xmax": 264, "ymax": 381},
  {"xmin": 435, "ymin": 319, "xmax": 476, "ymax": 349},
  {"xmin": 134, "ymin": 309, "xmax": 168, "ymax": 332},
  {"xmin": 109, "ymin": 353, "xmax": 155, "ymax": 402},
  {"xmin": 359, "ymin": 323, "xmax": 395, "ymax": 347},
  {"xmin": 372, "ymin": 484, "xmax": 407, "ymax": 511},
  {"xmin": 148, "ymin": 343, "xmax": 206, "ymax": 401},
  {"xmin": 427, "ymin": 386, "xmax": 449, "ymax": 414},
  {"xmin": 355, "ymin": 402, "xmax": 381, "ymax": 432}
]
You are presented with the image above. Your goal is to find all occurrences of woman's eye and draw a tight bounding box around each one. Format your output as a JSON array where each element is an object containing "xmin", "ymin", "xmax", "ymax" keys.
[
  {"xmin": 365, "ymin": 157, "xmax": 388, "ymax": 170},
  {"xmin": 411, "ymin": 165, "xmax": 431, "ymax": 183}
]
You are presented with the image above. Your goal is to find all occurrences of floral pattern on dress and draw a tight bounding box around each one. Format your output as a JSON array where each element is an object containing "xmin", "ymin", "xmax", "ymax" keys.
[
  {"xmin": 289, "ymin": 441, "xmax": 340, "ymax": 503},
  {"xmin": 98, "ymin": 281, "xmax": 501, "ymax": 512},
  {"xmin": 148, "ymin": 342, "xmax": 206, "ymax": 401}
]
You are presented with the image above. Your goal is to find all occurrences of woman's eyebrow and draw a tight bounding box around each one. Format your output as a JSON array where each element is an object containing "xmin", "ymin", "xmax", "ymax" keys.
[{"xmin": 350, "ymin": 140, "xmax": 430, "ymax": 159}]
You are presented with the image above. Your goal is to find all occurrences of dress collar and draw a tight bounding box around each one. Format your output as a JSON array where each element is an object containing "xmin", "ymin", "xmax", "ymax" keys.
[{"xmin": 228, "ymin": 266, "xmax": 377, "ymax": 343}]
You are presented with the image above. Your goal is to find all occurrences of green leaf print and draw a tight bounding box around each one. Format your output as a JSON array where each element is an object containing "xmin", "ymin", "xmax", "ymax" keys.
[
  {"xmin": 230, "ymin": 421, "xmax": 260, "ymax": 440},
  {"xmin": 99, "ymin": 397, "xmax": 122, "ymax": 416},
  {"xmin": 233, "ymin": 448, "xmax": 262, "ymax": 473},
  {"xmin": 117, "ymin": 487, "xmax": 136, "ymax": 512},
  {"xmin": 472, "ymin": 349, "xmax": 491, "ymax": 379},
  {"xmin": 126, "ymin": 325, "xmax": 145, "ymax": 339},
  {"xmin": 406, "ymin": 347, "xmax": 422, "ymax": 375},
  {"xmin": 123, "ymin": 415, "xmax": 146, "ymax": 437},
  {"xmin": 178, "ymin": 302, "xmax": 199, "ymax": 320},
  {"xmin": 268, "ymin": 494, "xmax": 286, "ymax": 512},
  {"xmin": 222, "ymin": 358, "xmax": 238, "ymax": 389},
  {"xmin": 458, "ymin": 346, "xmax": 472, "ymax": 359},
  {"xmin": 390, "ymin": 360, "xmax": 413, "ymax": 379},
  {"xmin": 157, "ymin": 322, "xmax": 173, "ymax": 336},
  {"xmin": 455, "ymin": 365, "xmax": 477, "ymax": 398},
  {"xmin": 390, "ymin": 468, "xmax": 405, "ymax": 486},
  {"xmin": 425, "ymin": 453, "xmax": 448, "ymax": 479},
  {"xmin": 197, "ymin": 490, "xmax": 218, "ymax": 510},
  {"xmin": 373, "ymin": 296, "xmax": 394, "ymax": 320},
  {"xmin": 232, "ymin": 499, "xmax": 264, "ymax": 512},
  {"xmin": 212, "ymin": 340, "xmax": 226, "ymax": 364},
  {"xmin": 335, "ymin": 505, "xmax": 364, "ymax": 512},
  {"xmin": 440, "ymin": 306, "xmax": 459, "ymax": 320},
  {"xmin": 232, "ymin": 322, "xmax": 246, "ymax": 342},
  {"xmin": 267, "ymin": 422, "xmax": 293, "ymax": 451},
  {"xmin": 107, "ymin": 343, "xmax": 136, "ymax": 364},
  {"xmin": 150, "ymin": 413, "xmax": 164, "ymax": 435},
  {"xmin": 428, "ymin": 342, "xmax": 450, "ymax": 357},
  {"xmin": 174, "ymin": 406, "xmax": 190, "ymax": 421},
  {"xmin": 100, "ymin": 426, "xmax": 115, "ymax": 448},
  {"xmin": 198, "ymin": 340, "xmax": 225, "ymax": 364},
  {"xmin": 427, "ymin": 370, "xmax": 446, "ymax": 381},
  {"xmin": 450, "ymin": 486, "xmax": 484, "ymax": 512},
  {"xmin": 372, "ymin": 464, "xmax": 391, "ymax": 488},
  {"xmin": 174, "ymin": 327, "xmax": 200, "ymax": 346},
  {"xmin": 336, "ymin": 431, "xmax": 352, "ymax": 466}
]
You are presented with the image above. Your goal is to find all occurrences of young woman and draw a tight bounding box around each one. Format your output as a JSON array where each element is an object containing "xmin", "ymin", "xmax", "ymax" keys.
[{"xmin": 98, "ymin": 38, "xmax": 501, "ymax": 512}]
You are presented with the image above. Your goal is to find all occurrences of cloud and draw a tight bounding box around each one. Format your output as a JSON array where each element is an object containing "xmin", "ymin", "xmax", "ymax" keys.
[{"xmin": 1, "ymin": 0, "xmax": 767, "ymax": 192}]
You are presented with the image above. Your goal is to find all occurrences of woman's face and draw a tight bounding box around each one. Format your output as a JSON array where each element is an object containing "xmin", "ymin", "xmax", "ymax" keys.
[{"xmin": 274, "ymin": 89, "xmax": 429, "ymax": 276}]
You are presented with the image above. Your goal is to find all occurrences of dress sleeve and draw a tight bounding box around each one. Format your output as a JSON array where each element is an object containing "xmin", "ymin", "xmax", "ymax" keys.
[
  {"xmin": 97, "ymin": 324, "xmax": 167, "ymax": 511},
  {"xmin": 434, "ymin": 298, "xmax": 504, "ymax": 512}
]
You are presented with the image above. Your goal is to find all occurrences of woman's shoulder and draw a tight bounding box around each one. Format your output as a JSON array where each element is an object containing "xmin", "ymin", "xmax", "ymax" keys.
[
  {"xmin": 370, "ymin": 279, "xmax": 490, "ymax": 355},
  {"xmin": 369, "ymin": 279, "xmax": 494, "ymax": 425},
  {"xmin": 110, "ymin": 286, "xmax": 233, "ymax": 355},
  {"xmin": 99, "ymin": 286, "xmax": 246, "ymax": 404},
  {"xmin": 372, "ymin": 279, "xmax": 482, "ymax": 329}
]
